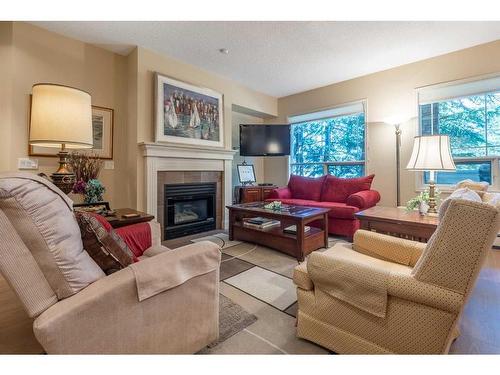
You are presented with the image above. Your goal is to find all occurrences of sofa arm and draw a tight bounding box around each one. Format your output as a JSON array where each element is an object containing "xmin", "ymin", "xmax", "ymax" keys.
[
  {"xmin": 346, "ymin": 190, "xmax": 380, "ymax": 209},
  {"xmin": 268, "ymin": 187, "xmax": 292, "ymax": 200},
  {"xmin": 33, "ymin": 241, "xmax": 221, "ymax": 354},
  {"xmin": 353, "ymin": 230, "xmax": 425, "ymax": 267}
]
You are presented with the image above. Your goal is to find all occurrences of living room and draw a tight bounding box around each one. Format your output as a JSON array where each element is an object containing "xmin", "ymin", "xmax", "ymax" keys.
[{"xmin": 1, "ymin": 0, "xmax": 500, "ymax": 371}]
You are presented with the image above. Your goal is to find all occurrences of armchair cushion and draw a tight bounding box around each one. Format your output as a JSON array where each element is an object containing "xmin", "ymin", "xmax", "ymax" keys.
[
  {"xmin": 353, "ymin": 230, "xmax": 425, "ymax": 267},
  {"xmin": 346, "ymin": 190, "xmax": 381, "ymax": 209},
  {"xmin": 288, "ymin": 174, "xmax": 326, "ymax": 201},
  {"xmin": 75, "ymin": 212, "xmax": 135, "ymax": 275},
  {"xmin": 321, "ymin": 174, "xmax": 375, "ymax": 203}
]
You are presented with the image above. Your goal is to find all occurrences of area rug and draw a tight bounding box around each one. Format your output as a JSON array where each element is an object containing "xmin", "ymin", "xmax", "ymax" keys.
[
  {"xmin": 198, "ymin": 294, "xmax": 258, "ymax": 353},
  {"xmin": 191, "ymin": 233, "xmax": 242, "ymax": 249},
  {"xmin": 224, "ymin": 267, "xmax": 297, "ymax": 310}
]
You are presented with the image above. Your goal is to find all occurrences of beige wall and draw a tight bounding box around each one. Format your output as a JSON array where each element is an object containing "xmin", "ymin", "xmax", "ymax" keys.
[
  {"xmin": 0, "ymin": 22, "xmax": 129, "ymax": 206},
  {"xmin": 0, "ymin": 22, "xmax": 277, "ymax": 211},
  {"xmin": 267, "ymin": 40, "xmax": 500, "ymax": 206},
  {"xmin": 0, "ymin": 23, "xmax": 14, "ymax": 173},
  {"xmin": 131, "ymin": 47, "xmax": 277, "ymax": 210}
]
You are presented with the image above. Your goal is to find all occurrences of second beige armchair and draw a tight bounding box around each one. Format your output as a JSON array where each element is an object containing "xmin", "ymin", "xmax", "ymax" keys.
[{"xmin": 293, "ymin": 199, "xmax": 500, "ymax": 354}]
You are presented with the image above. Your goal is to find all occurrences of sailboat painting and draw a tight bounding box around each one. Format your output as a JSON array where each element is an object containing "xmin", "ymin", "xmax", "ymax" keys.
[{"xmin": 155, "ymin": 73, "xmax": 224, "ymax": 147}]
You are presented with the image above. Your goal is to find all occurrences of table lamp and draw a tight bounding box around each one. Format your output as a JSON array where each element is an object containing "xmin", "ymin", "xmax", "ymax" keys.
[
  {"xmin": 406, "ymin": 135, "xmax": 456, "ymax": 214},
  {"xmin": 29, "ymin": 83, "xmax": 93, "ymax": 193}
]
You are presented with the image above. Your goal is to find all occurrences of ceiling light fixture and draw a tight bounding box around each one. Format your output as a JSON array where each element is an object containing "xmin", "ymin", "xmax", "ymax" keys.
[{"xmin": 218, "ymin": 48, "xmax": 229, "ymax": 55}]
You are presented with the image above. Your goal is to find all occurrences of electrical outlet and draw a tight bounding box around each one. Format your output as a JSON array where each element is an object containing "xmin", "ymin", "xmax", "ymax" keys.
[
  {"xmin": 104, "ymin": 160, "xmax": 114, "ymax": 170},
  {"xmin": 18, "ymin": 158, "xmax": 38, "ymax": 170}
]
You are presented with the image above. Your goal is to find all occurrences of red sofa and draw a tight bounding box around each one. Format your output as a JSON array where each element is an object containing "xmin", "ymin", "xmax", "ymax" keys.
[{"xmin": 267, "ymin": 174, "xmax": 380, "ymax": 238}]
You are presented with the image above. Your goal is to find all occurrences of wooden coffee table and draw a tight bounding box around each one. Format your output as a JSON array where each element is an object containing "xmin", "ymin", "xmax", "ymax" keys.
[
  {"xmin": 227, "ymin": 202, "xmax": 330, "ymax": 262},
  {"xmin": 355, "ymin": 206, "xmax": 439, "ymax": 242}
]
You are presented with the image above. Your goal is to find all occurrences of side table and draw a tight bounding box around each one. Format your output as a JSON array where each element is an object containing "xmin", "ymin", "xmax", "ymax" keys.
[
  {"xmin": 104, "ymin": 208, "xmax": 155, "ymax": 229},
  {"xmin": 355, "ymin": 206, "xmax": 438, "ymax": 243}
]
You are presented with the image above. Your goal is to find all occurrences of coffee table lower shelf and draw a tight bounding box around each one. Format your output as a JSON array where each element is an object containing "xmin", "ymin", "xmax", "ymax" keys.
[{"xmin": 232, "ymin": 223, "xmax": 325, "ymax": 261}]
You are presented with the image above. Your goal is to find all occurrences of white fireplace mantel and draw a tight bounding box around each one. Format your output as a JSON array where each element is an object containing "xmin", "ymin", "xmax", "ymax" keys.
[{"xmin": 139, "ymin": 142, "xmax": 236, "ymax": 228}]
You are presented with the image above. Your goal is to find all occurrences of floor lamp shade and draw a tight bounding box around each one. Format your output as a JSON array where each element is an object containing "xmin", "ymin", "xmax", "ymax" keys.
[
  {"xmin": 29, "ymin": 84, "xmax": 93, "ymax": 149},
  {"xmin": 406, "ymin": 135, "xmax": 456, "ymax": 171}
]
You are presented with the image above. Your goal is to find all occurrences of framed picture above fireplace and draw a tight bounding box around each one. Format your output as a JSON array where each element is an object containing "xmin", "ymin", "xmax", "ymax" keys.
[{"xmin": 154, "ymin": 72, "xmax": 224, "ymax": 148}]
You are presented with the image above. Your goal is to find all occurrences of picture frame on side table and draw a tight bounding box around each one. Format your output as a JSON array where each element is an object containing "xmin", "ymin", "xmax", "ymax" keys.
[
  {"xmin": 29, "ymin": 104, "xmax": 114, "ymax": 160},
  {"xmin": 154, "ymin": 72, "xmax": 224, "ymax": 148},
  {"xmin": 237, "ymin": 164, "xmax": 256, "ymax": 185}
]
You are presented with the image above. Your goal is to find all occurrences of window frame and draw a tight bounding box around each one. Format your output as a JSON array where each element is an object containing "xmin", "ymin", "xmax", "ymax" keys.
[
  {"xmin": 287, "ymin": 100, "xmax": 368, "ymax": 179},
  {"xmin": 416, "ymin": 87, "xmax": 500, "ymax": 192}
]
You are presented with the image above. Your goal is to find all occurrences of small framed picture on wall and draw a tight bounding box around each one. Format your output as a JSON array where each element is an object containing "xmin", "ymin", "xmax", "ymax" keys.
[{"xmin": 237, "ymin": 164, "xmax": 256, "ymax": 185}]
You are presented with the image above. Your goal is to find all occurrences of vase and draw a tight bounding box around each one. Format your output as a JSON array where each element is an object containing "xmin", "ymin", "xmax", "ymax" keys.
[{"xmin": 418, "ymin": 201, "xmax": 429, "ymax": 215}]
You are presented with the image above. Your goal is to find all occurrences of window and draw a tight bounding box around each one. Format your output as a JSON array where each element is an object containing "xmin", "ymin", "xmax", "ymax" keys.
[
  {"xmin": 418, "ymin": 76, "xmax": 500, "ymax": 188},
  {"xmin": 289, "ymin": 102, "xmax": 366, "ymax": 178}
]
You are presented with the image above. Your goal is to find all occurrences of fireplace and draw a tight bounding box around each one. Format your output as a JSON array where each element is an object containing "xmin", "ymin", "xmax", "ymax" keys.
[{"xmin": 164, "ymin": 183, "xmax": 217, "ymax": 239}]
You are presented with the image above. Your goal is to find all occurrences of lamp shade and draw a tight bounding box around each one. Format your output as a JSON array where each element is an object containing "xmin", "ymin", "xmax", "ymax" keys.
[
  {"xmin": 29, "ymin": 84, "xmax": 93, "ymax": 149},
  {"xmin": 406, "ymin": 135, "xmax": 456, "ymax": 171}
]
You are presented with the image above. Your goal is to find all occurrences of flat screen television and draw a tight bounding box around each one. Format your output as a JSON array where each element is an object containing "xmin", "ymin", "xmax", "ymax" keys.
[{"xmin": 239, "ymin": 124, "xmax": 290, "ymax": 156}]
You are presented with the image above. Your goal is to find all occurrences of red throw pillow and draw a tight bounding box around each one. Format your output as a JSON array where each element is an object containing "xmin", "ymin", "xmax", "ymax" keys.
[
  {"xmin": 321, "ymin": 174, "xmax": 375, "ymax": 203},
  {"xmin": 288, "ymin": 174, "xmax": 326, "ymax": 201}
]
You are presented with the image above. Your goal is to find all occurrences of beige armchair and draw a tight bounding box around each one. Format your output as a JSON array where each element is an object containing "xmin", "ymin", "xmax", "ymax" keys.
[
  {"xmin": 293, "ymin": 199, "xmax": 500, "ymax": 354},
  {"xmin": 0, "ymin": 173, "xmax": 220, "ymax": 354}
]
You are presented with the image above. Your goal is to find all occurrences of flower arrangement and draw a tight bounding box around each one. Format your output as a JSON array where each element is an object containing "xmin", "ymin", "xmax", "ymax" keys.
[
  {"xmin": 69, "ymin": 152, "xmax": 105, "ymax": 202},
  {"xmin": 264, "ymin": 200, "xmax": 282, "ymax": 211},
  {"xmin": 406, "ymin": 188, "xmax": 441, "ymax": 214},
  {"xmin": 84, "ymin": 179, "xmax": 106, "ymax": 203}
]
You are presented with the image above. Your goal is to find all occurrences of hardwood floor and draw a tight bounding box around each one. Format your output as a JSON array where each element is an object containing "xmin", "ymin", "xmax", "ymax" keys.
[
  {"xmin": 449, "ymin": 248, "xmax": 500, "ymax": 354},
  {"xmin": 1, "ymin": 231, "xmax": 499, "ymax": 354}
]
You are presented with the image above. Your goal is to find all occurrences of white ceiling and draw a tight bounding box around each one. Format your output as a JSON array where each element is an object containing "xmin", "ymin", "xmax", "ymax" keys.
[{"xmin": 31, "ymin": 21, "xmax": 500, "ymax": 98}]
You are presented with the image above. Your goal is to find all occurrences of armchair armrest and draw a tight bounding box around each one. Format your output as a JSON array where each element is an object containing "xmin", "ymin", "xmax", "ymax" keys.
[
  {"xmin": 353, "ymin": 230, "xmax": 425, "ymax": 267},
  {"xmin": 306, "ymin": 248, "xmax": 463, "ymax": 317},
  {"xmin": 346, "ymin": 190, "xmax": 380, "ymax": 209},
  {"xmin": 33, "ymin": 241, "xmax": 221, "ymax": 354},
  {"xmin": 268, "ymin": 187, "xmax": 292, "ymax": 200},
  {"xmin": 307, "ymin": 250, "xmax": 390, "ymax": 317}
]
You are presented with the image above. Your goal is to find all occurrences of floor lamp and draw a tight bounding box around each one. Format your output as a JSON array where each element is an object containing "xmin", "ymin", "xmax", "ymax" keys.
[{"xmin": 394, "ymin": 124, "xmax": 402, "ymax": 207}]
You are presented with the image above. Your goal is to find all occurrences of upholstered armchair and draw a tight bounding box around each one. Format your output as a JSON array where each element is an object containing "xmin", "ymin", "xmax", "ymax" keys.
[
  {"xmin": 293, "ymin": 199, "xmax": 500, "ymax": 354},
  {"xmin": 0, "ymin": 173, "xmax": 220, "ymax": 354}
]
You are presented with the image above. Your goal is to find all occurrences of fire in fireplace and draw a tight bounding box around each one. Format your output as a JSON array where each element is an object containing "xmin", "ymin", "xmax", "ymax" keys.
[{"xmin": 164, "ymin": 183, "xmax": 216, "ymax": 239}]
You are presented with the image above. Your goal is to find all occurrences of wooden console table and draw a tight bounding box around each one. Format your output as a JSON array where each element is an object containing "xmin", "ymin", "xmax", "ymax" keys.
[
  {"xmin": 355, "ymin": 206, "xmax": 438, "ymax": 243},
  {"xmin": 234, "ymin": 185, "xmax": 276, "ymax": 204}
]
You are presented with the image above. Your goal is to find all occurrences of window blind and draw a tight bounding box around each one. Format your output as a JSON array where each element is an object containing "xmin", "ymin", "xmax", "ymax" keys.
[
  {"xmin": 418, "ymin": 75, "xmax": 500, "ymax": 104},
  {"xmin": 288, "ymin": 101, "xmax": 365, "ymax": 124}
]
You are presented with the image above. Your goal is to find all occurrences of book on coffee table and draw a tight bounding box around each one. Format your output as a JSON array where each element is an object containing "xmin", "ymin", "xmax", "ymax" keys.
[
  {"xmin": 284, "ymin": 225, "xmax": 311, "ymax": 234},
  {"xmin": 243, "ymin": 217, "xmax": 280, "ymax": 229}
]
